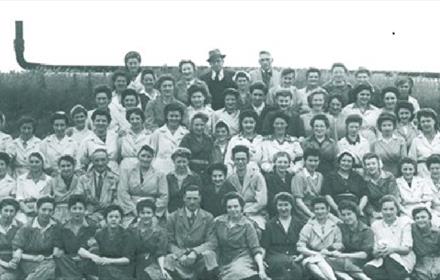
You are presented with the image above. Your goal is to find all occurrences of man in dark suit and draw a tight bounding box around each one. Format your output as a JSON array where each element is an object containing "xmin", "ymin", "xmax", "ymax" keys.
[
  {"xmin": 200, "ymin": 49, "xmax": 236, "ymax": 110},
  {"xmin": 242, "ymin": 81, "xmax": 276, "ymax": 134}
]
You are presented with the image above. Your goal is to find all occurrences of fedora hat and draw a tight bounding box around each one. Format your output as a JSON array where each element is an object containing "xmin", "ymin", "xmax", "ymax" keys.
[{"xmin": 207, "ymin": 49, "xmax": 226, "ymax": 62}]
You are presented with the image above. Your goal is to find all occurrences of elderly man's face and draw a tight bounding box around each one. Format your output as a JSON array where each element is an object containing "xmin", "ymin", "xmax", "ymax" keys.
[
  {"xmin": 92, "ymin": 151, "xmax": 109, "ymax": 172},
  {"xmin": 259, "ymin": 53, "xmax": 273, "ymax": 70},
  {"xmin": 209, "ymin": 58, "xmax": 224, "ymax": 72}
]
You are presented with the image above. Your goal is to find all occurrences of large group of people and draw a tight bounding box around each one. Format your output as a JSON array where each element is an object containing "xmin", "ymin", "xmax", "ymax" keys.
[{"xmin": 0, "ymin": 48, "xmax": 438, "ymax": 280}]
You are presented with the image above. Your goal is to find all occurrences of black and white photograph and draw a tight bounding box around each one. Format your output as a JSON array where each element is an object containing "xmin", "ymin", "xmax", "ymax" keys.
[{"xmin": 0, "ymin": 1, "xmax": 440, "ymax": 279}]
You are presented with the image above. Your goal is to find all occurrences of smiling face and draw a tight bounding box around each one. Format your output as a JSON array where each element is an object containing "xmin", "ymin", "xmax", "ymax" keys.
[
  {"xmin": 138, "ymin": 206, "xmax": 154, "ymax": 224},
  {"xmin": 53, "ymin": 119, "xmax": 67, "ymax": 136},
  {"xmin": 273, "ymin": 117, "xmax": 288, "ymax": 135},
  {"xmin": 401, "ymin": 162, "xmax": 416, "ymax": 181},
  {"xmin": 224, "ymin": 94, "xmax": 238, "ymax": 111},
  {"xmin": 356, "ymin": 89, "xmax": 371, "ymax": 106},
  {"xmin": 160, "ymin": 80, "xmax": 174, "ymax": 97},
  {"xmin": 69, "ymin": 202, "xmax": 86, "ymax": 222},
  {"xmin": 420, "ymin": 116, "xmax": 436, "ymax": 133},
  {"xmin": 95, "ymin": 92, "xmax": 110, "ymax": 109},
  {"xmin": 59, "ymin": 159, "xmax": 74, "ymax": 179},
  {"xmin": 346, "ymin": 122, "xmax": 360, "ymax": 137},
  {"xmin": 259, "ymin": 53, "xmax": 273, "ymax": 71},
  {"xmin": 211, "ymin": 169, "xmax": 226, "ymax": 187},
  {"xmin": 122, "ymin": 95, "xmax": 138, "ymax": 109},
  {"xmin": 141, "ymin": 74, "xmax": 155, "ymax": 91},
  {"xmin": 414, "ymin": 210, "xmax": 431, "ymax": 229},
  {"xmin": 383, "ymin": 92, "xmax": 397, "ymax": 110},
  {"xmin": 138, "ymin": 149, "xmax": 154, "ymax": 169},
  {"xmin": 312, "ymin": 119, "xmax": 327, "ymax": 138},
  {"xmin": 73, "ymin": 112, "xmax": 87, "ymax": 129},
  {"xmin": 191, "ymin": 118, "xmax": 206, "ymax": 135},
  {"xmin": 91, "ymin": 151, "xmax": 108, "ymax": 173},
  {"xmin": 181, "ymin": 63, "xmax": 195, "ymax": 80},
  {"xmin": 281, "ymin": 73, "xmax": 295, "ymax": 87},
  {"xmin": 0, "ymin": 159, "xmax": 8, "ymax": 178},
  {"xmin": 0, "ymin": 205, "xmax": 16, "ymax": 225},
  {"xmin": 311, "ymin": 93, "xmax": 325, "ymax": 111},
  {"xmin": 184, "ymin": 190, "xmax": 201, "ymax": 211},
  {"xmin": 429, "ymin": 163, "xmax": 440, "ymax": 180},
  {"xmin": 380, "ymin": 120, "xmax": 395, "ymax": 136},
  {"xmin": 307, "ymin": 72, "xmax": 320, "ymax": 87},
  {"xmin": 313, "ymin": 202, "xmax": 329, "ymax": 220},
  {"xmin": 114, "ymin": 76, "xmax": 128, "ymax": 92},
  {"xmin": 38, "ymin": 202, "xmax": 54, "ymax": 224},
  {"xmin": 166, "ymin": 111, "xmax": 182, "ymax": 127},
  {"xmin": 126, "ymin": 58, "xmax": 140, "ymax": 75},
  {"xmin": 364, "ymin": 157, "xmax": 380, "ymax": 176},
  {"xmin": 19, "ymin": 122, "xmax": 34, "ymax": 139},
  {"xmin": 332, "ymin": 66, "xmax": 347, "ymax": 82},
  {"xmin": 128, "ymin": 112, "xmax": 143, "ymax": 131},
  {"xmin": 397, "ymin": 82, "xmax": 411, "ymax": 97},
  {"xmin": 356, "ymin": 73, "xmax": 370, "ymax": 84},
  {"xmin": 276, "ymin": 95, "xmax": 292, "ymax": 111},
  {"xmin": 93, "ymin": 115, "xmax": 109, "ymax": 133},
  {"xmin": 397, "ymin": 108, "xmax": 412, "ymax": 124},
  {"xmin": 190, "ymin": 91, "xmax": 205, "ymax": 108},
  {"xmin": 236, "ymin": 77, "xmax": 249, "ymax": 91},
  {"xmin": 274, "ymin": 155, "xmax": 290, "ymax": 174},
  {"xmin": 305, "ymin": 155, "xmax": 320, "ymax": 172},
  {"xmin": 106, "ymin": 210, "xmax": 122, "ymax": 228},
  {"xmin": 341, "ymin": 208, "xmax": 357, "ymax": 226},
  {"xmin": 381, "ymin": 201, "xmax": 398, "ymax": 223},
  {"xmin": 276, "ymin": 199, "xmax": 292, "ymax": 218},
  {"xmin": 328, "ymin": 97, "xmax": 342, "ymax": 115},
  {"xmin": 226, "ymin": 198, "xmax": 242, "ymax": 219},
  {"xmin": 338, "ymin": 154, "xmax": 354, "ymax": 172},
  {"xmin": 241, "ymin": 117, "xmax": 256, "ymax": 134}
]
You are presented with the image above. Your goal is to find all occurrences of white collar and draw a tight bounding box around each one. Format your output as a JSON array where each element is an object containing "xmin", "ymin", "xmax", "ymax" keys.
[
  {"xmin": 303, "ymin": 168, "xmax": 318, "ymax": 179},
  {"xmin": 185, "ymin": 207, "xmax": 198, "ymax": 217},
  {"xmin": 32, "ymin": 218, "xmax": 56, "ymax": 232},
  {"xmin": 211, "ymin": 69, "xmax": 224, "ymax": 80}
]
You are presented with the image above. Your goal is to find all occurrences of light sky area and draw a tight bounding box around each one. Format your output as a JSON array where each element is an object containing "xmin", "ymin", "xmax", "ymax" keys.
[{"xmin": 0, "ymin": 0, "xmax": 439, "ymax": 73}]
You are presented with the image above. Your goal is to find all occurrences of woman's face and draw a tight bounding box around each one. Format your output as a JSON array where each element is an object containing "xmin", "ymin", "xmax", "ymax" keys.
[
  {"xmin": 414, "ymin": 210, "xmax": 431, "ymax": 229},
  {"xmin": 273, "ymin": 117, "xmax": 288, "ymax": 135},
  {"xmin": 69, "ymin": 202, "xmax": 86, "ymax": 221},
  {"xmin": 93, "ymin": 115, "xmax": 109, "ymax": 132},
  {"xmin": 398, "ymin": 108, "xmax": 412, "ymax": 124},
  {"xmin": 53, "ymin": 119, "xmax": 67, "ymax": 136},
  {"xmin": 59, "ymin": 159, "xmax": 74, "ymax": 179},
  {"xmin": 126, "ymin": 58, "xmax": 140, "ymax": 75},
  {"xmin": 401, "ymin": 163, "xmax": 415, "ymax": 181},
  {"xmin": 383, "ymin": 92, "xmax": 397, "ymax": 110},
  {"xmin": 129, "ymin": 113, "xmax": 143, "ymax": 131},
  {"xmin": 312, "ymin": 119, "xmax": 327, "ymax": 137},
  {"xmin": 166, "ymin": 111, "xmax": 182, "ymax": 127},
  {"xmin": 339, "ymin": 154, "xmax": 353, "ymax": 172},
  {"xmin": 191, "ymin": 118, "xmax": 206, "ymax": 135},
  {"xmin": 138, "ymin": 207, "xmax": 154, "ymax": 224},
  {"xmin": 174, "ymin": 156, "xmax": 189, "ymax": 172},
  {"xmin": 332, "ymin": 67, "xmax": 346, "ymax": 82},
  {"xmin": 106, "ymin": 210, "xmax": 122, "ymax": 227},
  {"xmin": 38, "ymin": 202, "xmax": 54, "ymax": 223},
  {"xmin": 122, "ymin": 95, "xmax": 138, "ymax": 109},
  {"xmin": 381, "ymin": 201, "xmax": 398, "ymax": 222},
  {"xmin": 311, "ymin": 94, "xmax": 325, "ymax": 111},
  {"xmin": 380, "ymin": 120, "xmax": 395, "ymax": 136},
  {"xmin": 233, "ymin": 151, "xmax": 249, "ymax": 171},
  {"xmin": 20, "ymin": 123, "xmax": 34, "ymax": 139},
  {"xmin": 215, "ymin": 127, "xmax": 229, "ymax": 141},
  {"xmin": 141, "ymin": 74, "xmax": 155, "ymax": 90},
  {"xmin": 73, "ymin": 112, "xmax": 87, "ymax": 128},
  {"xmin": 241, "ymin": 117, "xmax": 256, "ymax": 134},
  {"xmin": 307, "ymin": 72, "xmax": 320, "ymax": 87},
  {"xmin": 357, "ymin": 90, "xmax": 371, "ymax": 106},
  {"xmin": 0, "ymin": 160, "xmax": 7, "ymax": 178},
  {"xmin": 313, "ymin": 203, "xmax": 329, "ymax": 219},
  {"xmin": 346, "ymin": 122, "xmax": 360, "ymax": 137},
  {"xmin": 236, "ymin": 77, "xmax": 249, "ymax": 91},
  {"xmin": 211, "ymin": 170, "xmax": 226, "ymax": 186},
  {"xmin": 305, "ymin": 156, "xmax": 320, "ymax": 172},
  {"xmin": 190, "ymin": 92, "xmax": 205, "ymax": 108},
  {"xmin": 29, "ymin": 155, "xmax": 43, "ymax": 173},
  {"xmin": 276, "ymin": 200, "xmax": 292, "ymax": 218},
  {"xmin": 281, "ymin": 73, "xmax": 295, "ymax": 87},
  {"xmin": 429, "ymin": 163, "xmax": 440, "ymax": 179},
  {"xmin": 274, "ymin": 156, "xmax": 290, "ymax": 174},
  {"xmin": 398, "ymin": 82, "xmax": 411, "ymax": 97},
  {"xmin": 138, "ymin": 149, "xmax": 154, "ymax": 169},
  {"xmin": 114, "ymin": 76, "xmax": 128, "ymax": 92},
  {"xmin": 160, "ymin": 80, "xmax": 174, "ymax": 97},
  {"xmin": 95, "ymin": 92, "xmax": 110, "ymax": 109},
  {"xmin": 226, "ymin": 198, "xmax": 242, "ymax": 219},
  {"xmin": 420, "ymin": 116, "xmax": 436, "ymax": 133},
  {"xmin": 224, "ymin": 95, "xmax": 237, "ymax": 111},
  {"xmin": 365, "ymin": 158, "xmax": 379, "ymax": 175},
  {"xmin": 181, "ymin": 63, "xmax": 195, "ymax": 80},
  {"xmin": 341, "ymin": 209, "xmax": 358, "ymax": 226},
  {"xmin": 0, "ymin": 205, "xmax": 16, "ymax": 224},
  {"xmin": 328, "ymin": 98, "xmax": 342, "ymax": 115}
]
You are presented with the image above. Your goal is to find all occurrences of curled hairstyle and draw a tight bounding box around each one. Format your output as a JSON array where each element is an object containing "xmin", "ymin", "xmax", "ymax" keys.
[
  {"xmin": 412, "ymin": 206, "xmax": 432, "ymax": 220},
  {"xmin": 0, "ymin": 198, "xmax": 19, "ymax": 212},
  {"xmin": 136, "ymin": 198, "xmax": 156, "ymax": 214},
  {"xmin": 338, "ymin": 200, "xmax": 360, "ymax": 218},
  {"xmin": 126, "ymin": 107, "xmax": 145, "ymax": 122},
  {"xmin": 397, "ymin": 157, "xmax": 418, "ymax": 177},
  {"xmin": 103, "ymin": 204, "xmax": 124, "ymax": 220},
  {"xmin": 68, "ymin": 194, "xmax": 87, "ymax": 209},
  {"xmin": 231, "ymin": 145, "xmax": 250, "ymax": 160},
  {"xmin": 427, "ymin": 154, "xmax": 440, "ymax": 170},
  {"xmin": 222, "ymin": 191, "xmax": 245, "ymax": 211},
  {"xmin": 416, "ymin": 108, "xmax": 439, "ymax": 130}
]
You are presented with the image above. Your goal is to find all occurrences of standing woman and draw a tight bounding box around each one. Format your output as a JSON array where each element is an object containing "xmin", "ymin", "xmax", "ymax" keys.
[
  {"xmin": 264, "ymin": 152, "xmax": 294, "ymax": 217},
  {"xmin": 395, "ymin": 76, "xmax": 420, "ymax": 112},
  {"xmin": 16, "ymin": 152, "xmax": 52, "ymax": 223},
  {"xmin": 326, "ymin": 95, "xmax": 346, "ymax": 139},
  {"xmin": 109, "ymin": 70, "xmax": 130, "ymax": 123},
  {"xmin": 212, "ymin": 191, "xmax": 270, "ymax": 280},
  {"xmin": 409, "ymin": 108, "xmax": 440, "ymax": 178},
  {"xmin": 119, "ymin": 108, "xmax": 151, "ymax": 172},
  {"xmin": 224, "ymin": 110, "xmax": 264, "ymax": 174},
  {"xmin": 261, "ymin": 111, "xmax": 303, "ymax": 174},
  {"xmin": 341, "ymin": 84, "xmax": 381, "ymax": 143},
  {"xmin": 233, "ymin": 71, "xmax": 251, "ymax": 109},
  {"xmin": 13, "ymin": 196, "xmax": 59, "ymax": 280},
  {"xmin": 0, "ymin": 152, "xmax": 16, "ymax": 198},
  {"xmin": 395, "ymin": 101, "xmax": 418, "ymax": 149},
  {"xmin": 363, "ymin": 195, "xmax": 415, "ymax": 280},
  {"xmin": 211, "ymin": 88, "xmax": 241, "ymax": 136},
  {"xmin": 78, "ymin": 204, "xmax": 136, "ymax": 280},
  {"xmin": 69, "ymin": 105, "xmax": 93, "ymax": 146},
  {"xmin": 0, "ymin": 111, "xmax": 12, "ymax": 153},
  {"xmin": 125, "ymin": 51, "xmax": 144, "ymax": 94},
  {"xmin": 175, "ymin": 60, "xmax": 210, "ymax": 106},
  {"xmin": 380, "ymin": 87, "xmax": 399, "ymax": 115},
  {"xmin": 183, "ymin": 83, "xmax": 214, "ymax": 128},
  {"xmin": 396, "ymin": 157, "xmax": 433, "ymax": 217},
  {"xmin": 149, "ymin": 103, "xmax": 189, "ymax": 175},
  {"xmin": 7, "ymin": 116, "xmax": 41, "ymax": 177},
  {"xmin": 40, "ymin": 111, "xmax": 77, "ymax": 176},
  {"xmin": 140, "ymin": 69, "xmax": 160, "ymax": 107},
  {"xmin": 301, "ymin": 114, "xmax": 339, "ymax": 175},
  {"xmin": 129, "ymin": 199, "xmax": 171, "ymax": 280},
  {"xmin": 370, "ymin": 112, "xmax": 407, "ymax": 176},
  {"xmin": 118, "ymin": 145, "xmax": 168, "ymax": 224},
  {"xmin": 179, "ymin": 113, "xmax": 214, "ymax": 175},
  {"xmin": 166, "ymin": 148, "xmax": 202, "ymax": 214},
  {"xmin": 0, "ymin": 198, "xmax": 21, "ymax": 280}
]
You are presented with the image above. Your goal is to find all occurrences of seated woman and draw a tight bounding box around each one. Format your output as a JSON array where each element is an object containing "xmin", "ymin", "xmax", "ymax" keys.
[
  {"xmin": 264, "ymin": 152, "xmax": 294, "ymax": 217},
  {"xmin": 395, "ymin": 101, "xmax": 418, "ymax": 149},
  {"xmin": 129, "ymin": 199, "xmax": 170, "ymax": 280},
  {"xmin": 201, "ymin": 163, "xmax": 236, "ymax": 217},
  {"xmin": 326, "ymin": 95, "xmax": 345, "ymax": 139},
  {"xmin": 212, "ymin": 191, "xmax": 270, "ymax": 280},
  {"xmin": 210, "ymin": 88, "xmax": 241, "ymax": 136},
  {"xmin": 16, "ymin": 152, "xmax": 52, "ymax": 223},
  {"xmin": 322, "ymin": 151, "xmax": 368, "ymax": 217},
  {"xmin": 234, "ymin": 71, "xmax": 251, "ymax": 109},
  {"xmin": 261, "ymin": 192, "xmax": 303, "ymax": 280},
  {"xmin": 69, "ymin": 105, "xmax": 93, "ymax": 145},
  {"xmin": 211, "ymin": 121, "xmax": 230, "ymax": 164},
  {"xmin": 396, "ymin": 157, "xmax": 433, "ymax": 218},
  {"xmin": 183, "ymin": 83, "xmax": 214, "ymax": 128},
  {"xmin": 362, "ymin": 153, "xmax": 399, "ymax": 222},
  {"xmin": 118, "ymin": 145, "xmax": 168, "ymax": 224},
  {"xmin": 53, "ymin": 194, "xmax": 99, "ymax": 280},
  {"xmin": 43, "ymin": 155, "xmax": 81, "ymax": 223},
  {"xmin": 227, "ymin": 145, "xmax": 268, "ymax": 229},
  {"xmin": 166, "ymin": 148, "xmax": 202, "ymax": 214},
  {"xmin": 297, "ymin": 196, "xmax": 343, "ymax": 280},
  {"xmin": 78, "ymin": 204, "xmax": 135, "ymax": 280},
  {"xmin": 332, "ymin": 200, "xmax": 374, "ymax": 280},
  {"xmin": 363, "ymin": 195, "xmax": 415, "ymax": 280},
  {"xmin": 139, "ymin": 69, "xmax": 160, "ymax": 107},
  {"xmin": 291, "ymin": 148, "xmax": 323, "ymax": 224},
  {"xmin": 411, "ymin": 207, "xmax": 440, "ymax": 280},
  {"xmin": 0, "ymin": 152, "xmax": 16, "ymax": 198},
  {"xmin": 118, "ymin": 108, "xmax": 151, "ymax": 172},
  {"xmin": 0, "ymin": 198, "xmax": 21, "ymax": 280},
  {"xmin": 180, "ymin": 113, "xmax": 214, "ymax": 175},
  {"xmin": 13, "ymin": 196, "xmax": 59, "ymax": 280}
]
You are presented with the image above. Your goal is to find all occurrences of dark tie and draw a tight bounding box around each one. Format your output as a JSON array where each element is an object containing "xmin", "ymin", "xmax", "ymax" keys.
[
  {"xmin": 214, "ymin": 72, "xmax": 220, "ymax": 81},
  {"xmin": 96, "ymin": 173, "xmax": 103, "ymax": 200},
  {"xmin": 188, "ymin": 211, "xmax": 195, "ymax": 227},
  {"xmin": 262, "ymin": 71, "xmax": 271, "ymax": 87}
]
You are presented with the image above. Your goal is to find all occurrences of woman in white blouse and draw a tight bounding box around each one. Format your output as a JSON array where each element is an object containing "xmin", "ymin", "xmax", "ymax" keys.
[
  {"xmin": 69, "ymin": 105, "xmax": 93, "ymax": 145},
  {"xmin": 0, "ymin": 112, "xmax": 12, "ymax": 153},
  {"xmin": 0, "ymin": 152, "xmax": 15, "ymax": 198},
  {"xmin": 183, "ymin": 83, "xmax": 214, "ymax": 129}
]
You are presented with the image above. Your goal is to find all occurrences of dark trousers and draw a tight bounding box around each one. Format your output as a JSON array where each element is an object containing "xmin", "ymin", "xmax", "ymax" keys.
[{"xmin": 363, "ymin": 257, "xmax": 409, "ymax": 280}]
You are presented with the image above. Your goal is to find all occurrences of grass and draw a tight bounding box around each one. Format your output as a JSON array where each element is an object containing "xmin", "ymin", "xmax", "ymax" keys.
[{"xmin": 0, "ymin": 68, "xmax": 439, "ymax": 138}]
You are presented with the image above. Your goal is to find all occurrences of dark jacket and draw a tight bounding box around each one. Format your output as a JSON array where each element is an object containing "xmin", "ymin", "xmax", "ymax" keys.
[{"xmin": 200, "ymin": 69, "xmax": 236, "ymax": 110}]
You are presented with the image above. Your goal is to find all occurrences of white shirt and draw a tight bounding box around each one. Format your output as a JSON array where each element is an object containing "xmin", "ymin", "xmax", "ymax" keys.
[{"xmin": 211, "ymin": 69, "xmax": 224, "ymax": 81}]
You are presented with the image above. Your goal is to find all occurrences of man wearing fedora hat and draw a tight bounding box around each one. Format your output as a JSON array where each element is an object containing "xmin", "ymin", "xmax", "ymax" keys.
[{"xmin": 200, "ymin": 49, "xmax": 236, "ymax": 110}]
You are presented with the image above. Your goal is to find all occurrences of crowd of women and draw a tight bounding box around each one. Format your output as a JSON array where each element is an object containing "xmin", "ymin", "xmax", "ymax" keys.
[{"xmin": 0, "ymin": 49, "xmax": 439, "ymax": 280}]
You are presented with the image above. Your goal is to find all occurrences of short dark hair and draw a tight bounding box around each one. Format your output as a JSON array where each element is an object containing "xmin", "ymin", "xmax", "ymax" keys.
[
  {"xmin": 121, "ymin": 89, "xmax": 139, "ymax": 105},
  {"xmin": 395, "ymin": 101, "xmax": 415, "ymax": 121},
  {"xmin": 191, "ymin": 112, "xmax": 209, "ymax": 124},
  {"xmin": 273, "ymin": 192, "xmax": 294, "ymax": 208},
  {"xmin": 337, "ymin": 151, "xmax": 355, "ymax": 165},
  {"xmin": 178, "ymin": 60, "xmax": 196, "ymax": 72},
  {"xmin": 417, "ymin": 108, "xmax": 439, "ymax": 130},
  {"xmin": 379, "ymin": 194, "xmax": 399, "ymax": 210},
  {"xmin": 171, "ymin": 147, "xmax": 192, "ymax": 161},
  {"xmin": 303, "ymin": 148, "xmax": 321, "ymax": 161},
  {"xmin": 351, "ymin": 84, "xmax": 372, "ymax": 101},
  {"xmin": 156, "ymin": 74, "xmax": 175, "ymax": 90},
  {"xmin": 140, "ymin": 69, "xmax": 156, "ymax": 80},
  {"xmin": 338, "ymin": 200, "xmax": 360, "ymax": 217},
  {"xmin": 345, "ymin": 114, "xmax": 363, "ymax": 127},
  {"xmin": 232, "ymin": 145, "xmax": 250, "ymax": 160},
  {"xmin": 362, "ymin": 152, "xmax": 380, "ymax": 164},
  {"xmin": 182, "ymin": 185, "xmax": 201, "ymax": 196},
  {"xmin": 397, "ymin": 157, "xmax": 418, "ymax": 177},
  {"xmin": 0, "ymin": 198, "xmax": 19, "ymax": 212},
  {"xmin": 377, "ymin": 112, "xmax": 397, "ymax": 130},
  {"xmin": 58, "ymin": 155, "xmax": 76, "ymax": 167},
  {"xmin": 124, "ymin": 51, "xmax": 141, "ymax": 64},
  {"xmin": 412, "ymin": 206, "xmax": 432, "ymax": 220},
  {"xmin": 311, "ymin": 196, "xmax": 329, "ymax": 208},
  {"xmin": 281, "ymin": 68, "xmax": 295, "ymax": 77},
  {"xmin": 234, "ymin": 71, "xmax": 250, "ymax": 81},
  {"xmin": 249, "ymin": 81, "xmax": 268, "ymax": 95},
  {"xmin": 223, "ymin": 88, "xmax": 239, "ymax": 100},
  {"xmin": 126, "ymin": 107, "xmax": 145, "ymax": 122},
  {"xmin": 307, "ymin": 90, "xmax": 327, "ymax": 108},
  {"xmin": 239, "ymin": 110, "xmax": 258, "ymax": 131},
  {"xmin": 269, "ymin": 111, "xmax": 289, "ymax": 134},
  {"xmin": 215, "ymin": 121, "xmax": 230, "ymax": 133},
  {"xmin": 111, "ymin": 70, "xmax": 129, "ymax": 85},
  {"xmin": 330, "ymin": 62, "xmax": 348, "ymax": 73},
  {"xmin": 68, "ymin": 194, "xmax": 87, "ymax": 209},
  {"xmin": 164, "ymin": 103, "xmax": 184, "ymax": 121},
  {"xmin": 222, "ymin": 191, "xmax": 245, "ymax": 211},
  {"xmin": 427, "ymin": 154, "xmax": 440, "ymax": 169},
  {"xmin": 93, "ymin": 85, "xmax": 112, "ymax": 99},
  {"xmin": 104, "ymin": 204, "xmax": 124, "ymax": 219},
  {"xmin": 136, "ymin": 198, "xmax": 156, "ymax": 214},
  {"xmin": 187, "ymin": 83, "xmax": 209, "ymax": 105},
  {"xmin": 29, "ymin": 152, "xmax": 44, "ymax": 166},
  {"xmin": 138, "ymin": 144, "xmax": 155, "ymax": 156},
  {"xmin": 91, "ymin": 108, "xmax": 112, "ymax": 123},
  {"xmin": 50, "ymin": 111, "xmax": 69, "ymax": 125},
  {"xmin": 207, "ymin": 163, "xmax": 228, "ymax": 177},
  {"xmin": 18, "ymin": 115, "xmax": 36, "ymax": 130},
  {"xmin": 310, "ymin": 113, "xmax": 330, "ymax": 128},
  {"xmin": 36, "ymin": 196, "xmax": 56, "ymax": 209},
  {"xmin": 275, "ymin": 89, "xmax": 293, "ymax": 99},
  {"xmin": 355, "ymin": 67, "xmax": 371, "ymax": 77},
  {"xmin": 0, "ymin": 152, "xmax": 11, "ymax": 166},
  {"xmin": 306, "ymin": 67, "xmax": 321, "ymax": 78},
  {"xmin": 381, "ymin": 86, "xmax": 400, "ymax": 100}
]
